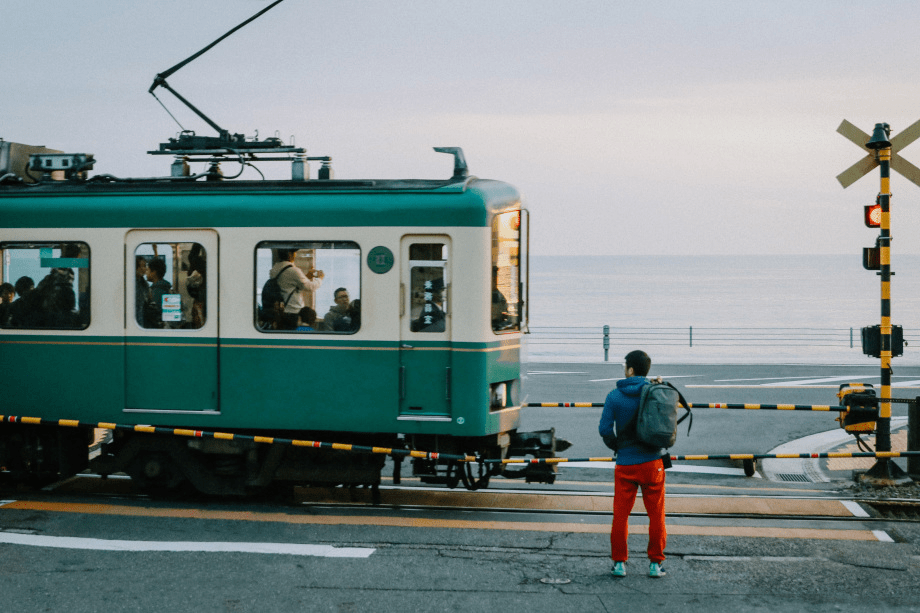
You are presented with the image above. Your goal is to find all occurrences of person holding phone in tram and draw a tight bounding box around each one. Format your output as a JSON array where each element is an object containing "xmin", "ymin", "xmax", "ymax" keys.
[{"xmin": 269, "ymin": 249, "xmax": 323, "ymax": 330}]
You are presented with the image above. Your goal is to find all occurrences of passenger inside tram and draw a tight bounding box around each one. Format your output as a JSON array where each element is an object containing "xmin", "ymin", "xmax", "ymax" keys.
[
  {"xmin": 0, "ymin": 242, "xmax": 90, "ymax": 330},
  {"xmin": 255, "ymin": 242, "xmax": 360, "ymax": 334}
]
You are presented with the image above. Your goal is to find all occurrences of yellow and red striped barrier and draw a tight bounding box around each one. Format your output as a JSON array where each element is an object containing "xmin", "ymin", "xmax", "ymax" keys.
[
  {"xmin": 528, "ymin": 402, "xmax": 846, "ymax": 411},
  {"xmin": 487, "ymin": 451, "xmax": 920, "ymax": 465},
  {"xmin": 4, "ymin": 413, "xmax": 920, "ymax": 465},
  {"xmin": 0, "ymin": 415, "xmax": 476, "ymax": 463}
]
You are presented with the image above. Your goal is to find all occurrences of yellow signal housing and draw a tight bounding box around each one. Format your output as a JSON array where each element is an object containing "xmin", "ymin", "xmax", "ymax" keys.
[{"xmin": 836, "ymin": 383, "xmax": 878, "ymax": 433}]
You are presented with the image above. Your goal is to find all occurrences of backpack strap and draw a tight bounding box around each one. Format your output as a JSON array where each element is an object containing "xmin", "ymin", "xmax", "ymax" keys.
[
  {"xmin": 274, "ymin": 264, "xmax": 297, "ymax": 307},
  {"xmin": 272, "ymin": 264, "xmax": 294, "ymax": 280},
  {"xmin": 666, "ymin": 380, "xmax": 693, "ymax": 436}
]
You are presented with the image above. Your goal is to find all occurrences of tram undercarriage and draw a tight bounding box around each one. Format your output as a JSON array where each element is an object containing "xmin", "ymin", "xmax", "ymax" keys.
[{"xmin": 0, "ymin": 425, "xmax": 569, "ymax": 498}]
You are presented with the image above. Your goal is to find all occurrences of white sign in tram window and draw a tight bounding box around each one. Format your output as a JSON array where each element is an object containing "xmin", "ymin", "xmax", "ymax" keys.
[{"xmin": 161, "ymin": 294, "xmax": 182, "ymax": 322}]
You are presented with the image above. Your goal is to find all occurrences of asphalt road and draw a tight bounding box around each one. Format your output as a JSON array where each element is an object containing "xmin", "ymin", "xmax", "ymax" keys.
[
  {"xmin": 1, "ymin": 362, "xmax": 919, "ymax": 612},
  {"xmin": 520, "ymin": 362, "xmax": 919, "ymax": 469},
  {"xmin": 1, "ymin": 485, "xmax": 919, "ymax": 613}
]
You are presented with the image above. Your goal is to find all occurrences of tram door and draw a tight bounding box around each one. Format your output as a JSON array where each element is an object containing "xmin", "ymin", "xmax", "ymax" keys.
[
  {"xmin": 124, "ymin": 230, "xmax": 219, "ymax": 413},
  {"xmin": 399, "ymin": 237, "xmax": 452, "ymax": 419}
]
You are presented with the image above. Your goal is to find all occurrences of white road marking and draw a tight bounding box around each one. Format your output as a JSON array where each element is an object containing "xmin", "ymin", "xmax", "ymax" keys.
[
  {"xmin": 685, "ymin": 556, "xmax": 828, "ymax": 562},
  {"xmin": 527, "ymin": 371, "xmax": 588, "ymax": 375},
  {"xmin": 649, "ymin": 375, "xmax": 703, "ymax": 379},
  {"xmin": 761, "ymin": 375, "xmax": 880, "ymax": 387},
  {"xmin": 714, "ymin": 376, "xmax": 831, "ymax": 382},
  {"xmin": 0, "ymin": 532, "xmax": 375, "ymax": 557},
  {"xmin": 840, "ymin": 500, "xmax": 870, "ymax": 517},
  {"xmin": 873, "ymin": 530, "xmax": 895, "ymax": 543},
  {"xmin": 589, "ymin": 375, "xmax": 701, "ymax": 383}
]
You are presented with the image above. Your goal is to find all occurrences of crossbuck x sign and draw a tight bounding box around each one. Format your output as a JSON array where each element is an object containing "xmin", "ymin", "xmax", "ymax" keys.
[{"xmin": 837, "ymin": 119, "xmax": 920, "ymax": 188}]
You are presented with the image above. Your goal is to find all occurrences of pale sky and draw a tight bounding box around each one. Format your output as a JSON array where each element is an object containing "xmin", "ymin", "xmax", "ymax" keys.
[{"xmin": 5, "ymin": 1, "xmax": 920, "ymax": 255}]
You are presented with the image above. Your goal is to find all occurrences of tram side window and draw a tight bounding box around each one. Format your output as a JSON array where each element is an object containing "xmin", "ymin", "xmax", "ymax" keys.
[
  {"xmin": 255, "ymin": 241, "xmax": 361, "ymax": 333},
  {"xmin": 134, "ymin": 243, "xmax": 206, "ymax": 329},
  {"xmin": 409, "ymin": 243, "xmax": 448, "ymax": 333},
  {"xmin": 492, "ymin": 211, "xmax": 521, "ymax": 332},
  {"xmin": 0, "ymin": 242, "xmax": 90, "ymax": 330}
]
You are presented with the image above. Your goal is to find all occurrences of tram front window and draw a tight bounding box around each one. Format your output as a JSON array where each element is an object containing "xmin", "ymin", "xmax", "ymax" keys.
[{"xmin": 491, "ymin": 211, "xmax": 521, "ymax": 332}]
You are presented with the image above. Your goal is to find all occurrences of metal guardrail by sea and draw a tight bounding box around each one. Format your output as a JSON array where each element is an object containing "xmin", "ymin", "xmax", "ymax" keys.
[{"xmin": 526, "ymin": 326, "xmax": 920, "ymax": 362}]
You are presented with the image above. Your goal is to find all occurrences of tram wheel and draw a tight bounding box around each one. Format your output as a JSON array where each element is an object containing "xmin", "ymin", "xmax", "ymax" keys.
[{"xmin": 129, "ymin": 452, "xmax": 189, "ymax": 497}]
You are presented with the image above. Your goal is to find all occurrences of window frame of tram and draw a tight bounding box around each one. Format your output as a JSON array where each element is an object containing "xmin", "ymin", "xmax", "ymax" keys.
[
  {"xmin": 491, "ymin": 211, "xmax": 522, "ymax": 333},
  {"xmin": 408, "ymin": 242, "xmax": 448, "ymax": 333},
  {"xmin": 254, "ymin": 241, "xmax": 362, "ymax": 334},
  {"xmin": 0, "ymin": 241, "xmax": 91, "ymax": 330},
  {"xmin": 133, "ymin": 242, "xmax": 207, "ymax": 330}
]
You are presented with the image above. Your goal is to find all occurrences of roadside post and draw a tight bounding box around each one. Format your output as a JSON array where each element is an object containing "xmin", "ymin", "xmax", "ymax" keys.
[
  {"xmin": 603, "ymin": 325, "xmax": 610, "ymax": 362},
  {"xmin": 911, "ymin": 398, "xmax": 920, "ymax": 479},
  {"xmin": 837, "ymin": 119, "xmax": 920, "ymax": 484}
]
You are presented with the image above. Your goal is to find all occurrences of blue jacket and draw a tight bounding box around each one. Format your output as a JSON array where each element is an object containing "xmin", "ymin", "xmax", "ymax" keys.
[{"xmin": 598, "ymin": 376, "xmax": 663, "ymax": 466}]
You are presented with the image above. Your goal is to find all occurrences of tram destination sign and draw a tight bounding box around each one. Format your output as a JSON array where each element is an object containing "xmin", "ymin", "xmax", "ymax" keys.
[{"xmin": 837, "ymin": 118, "xmax": 920, "ymax": 188}]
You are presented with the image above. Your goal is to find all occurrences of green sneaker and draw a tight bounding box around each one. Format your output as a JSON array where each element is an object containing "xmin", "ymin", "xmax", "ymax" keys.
[
  {"xmin": 648, "ymin": 562, "xmax": 666, "ymax": 578},
  {"xmin": 611, "ymin": 561, "xmax": 626, "ymax": 577}
]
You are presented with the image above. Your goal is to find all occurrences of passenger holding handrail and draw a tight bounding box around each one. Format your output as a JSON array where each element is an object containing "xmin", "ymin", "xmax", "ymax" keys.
[{"xmin": 270, "ymin": 249, "xmax": 323, "ymax": 330}]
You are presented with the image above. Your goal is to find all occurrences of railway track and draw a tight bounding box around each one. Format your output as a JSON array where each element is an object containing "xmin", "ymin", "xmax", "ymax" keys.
[{"xmin": 9, "ymin": 474, "xmax": 918, "ymax": 527}]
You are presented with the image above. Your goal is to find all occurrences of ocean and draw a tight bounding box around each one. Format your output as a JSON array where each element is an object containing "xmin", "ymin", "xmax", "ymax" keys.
[{"xmin": 523, "ymin": 254, "xmax": 920, "ymax": 365}]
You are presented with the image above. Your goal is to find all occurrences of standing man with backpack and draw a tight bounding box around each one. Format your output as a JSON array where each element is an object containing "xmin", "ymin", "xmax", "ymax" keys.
[
  {"xmin": 267, "ymin": 249, "xmax": 323, "ymax": 329},
  {"xmin": 598, "ymin": 350, "xmax": 668, "ymax": 579}
]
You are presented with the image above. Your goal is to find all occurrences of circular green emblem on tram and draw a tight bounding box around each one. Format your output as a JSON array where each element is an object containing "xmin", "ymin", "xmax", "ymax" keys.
[{"xmin": 367, "ymin": 246, "xmax": 394, "ymax": 274}]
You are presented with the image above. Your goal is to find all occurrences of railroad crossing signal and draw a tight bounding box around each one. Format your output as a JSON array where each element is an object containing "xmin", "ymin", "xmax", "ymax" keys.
[
  {"xmin": 836, "ymin": 118, "xmax": 920, "ymax": 188},
  {"xmin": 836, "ymin": 118, "xmax": 917, "ymax": 486},
  {"xmin": 864, "ymin": 201, "xmax": 882, "ymax": 227}
]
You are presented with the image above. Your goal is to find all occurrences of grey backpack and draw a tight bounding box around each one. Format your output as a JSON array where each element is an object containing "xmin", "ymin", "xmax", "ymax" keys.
[{"xmin": 633, "ymin": 381, "xmax": 692, "ymax": 449}]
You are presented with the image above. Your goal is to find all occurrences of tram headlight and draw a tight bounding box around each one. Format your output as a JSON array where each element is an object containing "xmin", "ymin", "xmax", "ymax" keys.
[{"xmin": 490, "ymin": 382, "xmax": 507, "ymax": 409}]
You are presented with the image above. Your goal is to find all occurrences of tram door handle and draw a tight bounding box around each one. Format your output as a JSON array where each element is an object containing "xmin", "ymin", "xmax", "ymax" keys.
[
  {"xmin": 400, "ymin": 283, "xmax": 405, "ymax": 317},
  {"xmin": 399, "ymin": 366, "xmax": 405, "ymax": 399}
]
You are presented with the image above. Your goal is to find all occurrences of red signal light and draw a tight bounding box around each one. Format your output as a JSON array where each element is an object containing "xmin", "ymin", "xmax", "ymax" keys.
[{"xmin": 864, "ymin": 204, "xmax": 882, "ymax": 228}]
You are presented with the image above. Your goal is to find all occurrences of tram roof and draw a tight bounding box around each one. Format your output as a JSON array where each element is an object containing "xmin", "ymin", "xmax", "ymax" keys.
[{"xmin": 0, "ymin": 177, "xmax": 522, "ymax": 229}]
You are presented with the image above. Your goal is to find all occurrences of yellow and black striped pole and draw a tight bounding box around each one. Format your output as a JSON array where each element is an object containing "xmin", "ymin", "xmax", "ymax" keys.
[
  {"xmin": 864, "ymin": 123, "xmax": 907, "ymax": 482},
  {"xmin": 879, "ymin": 141, "xmax": 893, "ymax": 455}
]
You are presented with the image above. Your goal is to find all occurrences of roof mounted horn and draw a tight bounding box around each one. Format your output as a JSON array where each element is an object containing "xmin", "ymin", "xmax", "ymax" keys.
[{"xmin": 434, "ymin": 147, "xmax": 469, "ymax": 180}]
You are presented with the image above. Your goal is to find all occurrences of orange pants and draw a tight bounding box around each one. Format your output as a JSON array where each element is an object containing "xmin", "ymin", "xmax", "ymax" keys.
[{"xmin": 611, "ymin": 458, "xmax": 666, "ymax": 563}]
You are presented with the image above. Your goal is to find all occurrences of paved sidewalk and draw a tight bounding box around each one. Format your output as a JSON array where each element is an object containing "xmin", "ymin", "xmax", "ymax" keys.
[{"xmin": 761, "ymin": 419, "xmax": 916, "ymax": 489}]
